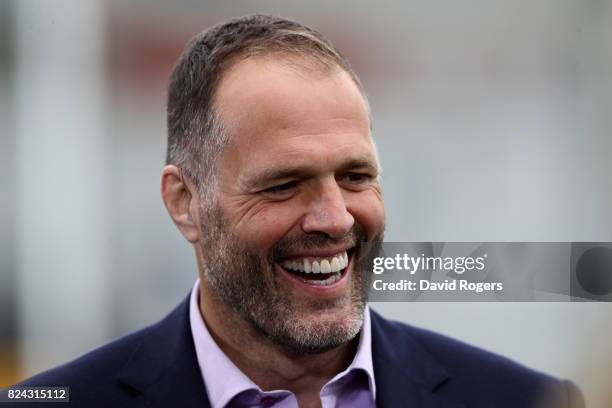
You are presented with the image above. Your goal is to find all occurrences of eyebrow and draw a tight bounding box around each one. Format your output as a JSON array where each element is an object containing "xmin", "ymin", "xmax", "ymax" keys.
[{"xmin": 242, "ymin": 156, "xmax": 380, "ymax": 190}]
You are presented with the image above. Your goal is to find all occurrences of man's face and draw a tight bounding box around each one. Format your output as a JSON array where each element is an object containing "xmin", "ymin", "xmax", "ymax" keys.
[{"xmin": 198, "ymin": 57, "xmax": 385, "ymax": 354}]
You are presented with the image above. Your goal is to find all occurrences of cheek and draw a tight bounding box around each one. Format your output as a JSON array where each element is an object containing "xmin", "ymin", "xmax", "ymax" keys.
[
  {"xmin": 237, "ymin": 206, "xmax": 302, "ymax": 249},
  {"xmin": 347, "ymin": 193, "xmax": 385, "ymax": 239}
]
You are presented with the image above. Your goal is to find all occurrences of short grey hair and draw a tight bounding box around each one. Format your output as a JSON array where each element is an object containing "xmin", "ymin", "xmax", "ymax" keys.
[{"xmin": 166, "ymin": 14, "xmax": 368, "ymax": 202}]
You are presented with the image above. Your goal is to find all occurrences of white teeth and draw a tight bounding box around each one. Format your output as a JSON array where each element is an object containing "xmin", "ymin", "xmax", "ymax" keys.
[
  {"xmin": 331, "ymin": 257, "xmax": 340, "ymax": 271},
  {"xmin": 308, "ymin": 271, "xmax": 342, "ymax": 286},
  {"xmin": 280, "ymin": 250, "xmax": 350, "ymax": 275}
]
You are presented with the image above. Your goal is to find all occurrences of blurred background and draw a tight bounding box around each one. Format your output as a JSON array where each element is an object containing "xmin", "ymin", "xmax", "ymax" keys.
[{"xmin": 1, "ymin": 0, "xmax": 611, "ymax": 405}]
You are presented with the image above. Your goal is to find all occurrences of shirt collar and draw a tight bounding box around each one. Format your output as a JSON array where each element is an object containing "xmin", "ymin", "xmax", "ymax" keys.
[{"xmin": 189, "ymin": 279, "xmax": 376, "ymax": 407}]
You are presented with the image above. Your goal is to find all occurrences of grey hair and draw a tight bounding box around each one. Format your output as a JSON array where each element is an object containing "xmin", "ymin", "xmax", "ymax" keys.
[
  {"xmin": 166, "ymin": 108, "xmax": 228, "ymax": 205},
  {"xmin": 165, "ymin": 14, "xmax": 370, "ymax": 202}
]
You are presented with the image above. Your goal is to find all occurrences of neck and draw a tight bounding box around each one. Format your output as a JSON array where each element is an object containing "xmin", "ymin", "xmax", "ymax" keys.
[{"xmin": 198, "ymin": 278, "xmax": 359, "ymax": 397}]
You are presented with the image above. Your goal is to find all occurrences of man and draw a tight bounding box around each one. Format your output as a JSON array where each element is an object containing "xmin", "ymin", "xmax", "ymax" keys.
[{"xmin": 9, "ymin": 14, "xmax": 583, "ymax": 408}]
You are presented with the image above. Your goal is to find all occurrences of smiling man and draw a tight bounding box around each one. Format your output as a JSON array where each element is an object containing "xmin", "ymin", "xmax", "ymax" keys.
[
  {"xmin": 160, "ymin": 17, "xmax": 385, "ymax": 408},
  {"xmin": 8, "ymin": 14, "xmax": 584, "ymax": 408}
]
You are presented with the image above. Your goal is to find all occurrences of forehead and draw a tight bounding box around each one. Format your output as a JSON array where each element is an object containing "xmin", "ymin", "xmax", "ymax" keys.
[
  {"xmin": 213, "ymin": 57, "xmax": 374, "ymax": 173},
  {"xmin": 214, "ymin": 56, "xmax": 369, "ymax": 130}
]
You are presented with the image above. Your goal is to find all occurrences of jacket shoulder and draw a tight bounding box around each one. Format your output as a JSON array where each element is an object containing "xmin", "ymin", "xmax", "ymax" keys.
[
  {"xmin": 14, "ymin": 325, "xmax": 153, "ymax": 388},
  {"xmin": 370, "ymin": 310, "xmax": 584, "ymax": 408},
  {"xmin": 7, "ymin": 295, "xmax": 194, "ymax": 408},
  {"xmin": 5, "ymin": 298, "xmax": 192, "ymax": 408}
]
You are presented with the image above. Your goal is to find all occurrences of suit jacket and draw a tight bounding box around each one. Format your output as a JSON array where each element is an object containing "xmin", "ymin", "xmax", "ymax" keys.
[{"xmin": 6, "ymin": 295, "xmax": 584, "ymax": 408}]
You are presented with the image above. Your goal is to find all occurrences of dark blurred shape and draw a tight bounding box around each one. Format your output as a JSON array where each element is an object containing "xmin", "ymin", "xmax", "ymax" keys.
[
  {"xmin": 571, "ymin": 243, "xmax": 612, "ymax": 301},
  {"xmin": 576, "ymin": 246, "xmax": 612, "ymax": 296}
]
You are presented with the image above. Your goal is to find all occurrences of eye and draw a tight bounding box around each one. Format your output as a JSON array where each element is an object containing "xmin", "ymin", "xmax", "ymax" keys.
[
  {"xmin": 263, "ymin": 181, "xmax": 297, "ymax": 195},
  {"xmin": 342, "ymin": 173, "xmax": 370, "ymax": 184}
]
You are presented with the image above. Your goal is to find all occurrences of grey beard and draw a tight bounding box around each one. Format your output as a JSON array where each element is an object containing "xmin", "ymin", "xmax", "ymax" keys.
[{"xmin": 199, "ymin": 205, "xmax": 381, "ymax": 355}]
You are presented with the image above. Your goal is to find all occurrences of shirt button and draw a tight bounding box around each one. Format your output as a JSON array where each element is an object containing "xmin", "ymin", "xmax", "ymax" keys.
[{"xmin": 260, "ymin": 396, "xmax": 276, "ymax": 407}]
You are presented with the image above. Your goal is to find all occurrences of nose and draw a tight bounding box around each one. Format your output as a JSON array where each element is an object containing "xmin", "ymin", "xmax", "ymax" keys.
[{"xmin": 301, "ymin": 178, "xmax": 354, "ymax": 238}]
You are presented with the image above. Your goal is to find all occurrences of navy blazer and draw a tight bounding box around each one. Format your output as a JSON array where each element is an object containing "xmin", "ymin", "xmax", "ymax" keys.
[{"xmin": 7, "ymin": 296, "xmax": 584, "ymax": 407}]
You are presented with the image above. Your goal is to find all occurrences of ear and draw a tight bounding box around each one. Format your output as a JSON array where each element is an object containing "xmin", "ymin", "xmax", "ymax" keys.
[{"xmin": 161, "ymin": 165, "xmax": 200, "ymax": 243}]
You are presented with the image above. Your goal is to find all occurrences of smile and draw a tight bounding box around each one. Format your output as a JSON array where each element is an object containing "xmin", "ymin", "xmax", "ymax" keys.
[{"xmin": 278, "ymin": 250, "xmax": 351, "ymax": 287}]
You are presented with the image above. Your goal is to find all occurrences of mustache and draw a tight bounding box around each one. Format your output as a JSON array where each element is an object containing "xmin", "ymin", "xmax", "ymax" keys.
[{"xmin": 271, "ymin": 223, "xmax": 369, "ymax": 260}]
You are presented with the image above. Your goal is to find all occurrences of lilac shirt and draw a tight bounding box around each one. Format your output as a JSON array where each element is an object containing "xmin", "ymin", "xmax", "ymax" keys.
[{"xmin": 189, "ymin": 279, "xmax": 376, "ymax": 408}]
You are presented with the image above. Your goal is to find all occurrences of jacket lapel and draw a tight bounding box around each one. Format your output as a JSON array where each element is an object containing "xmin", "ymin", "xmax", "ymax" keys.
[
  {"xmin": 370, "ymin": 310, "xmax": 465, "ymax": 408},
  {"xmin": 116, "ymin": 295, "xmax": 211, "ymax": 408}
]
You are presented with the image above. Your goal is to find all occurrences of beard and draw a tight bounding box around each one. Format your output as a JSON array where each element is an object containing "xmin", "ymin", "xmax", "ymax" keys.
[{"xmin": 198, "ymin": 204, "xmax": 383, "ymax": 355}]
